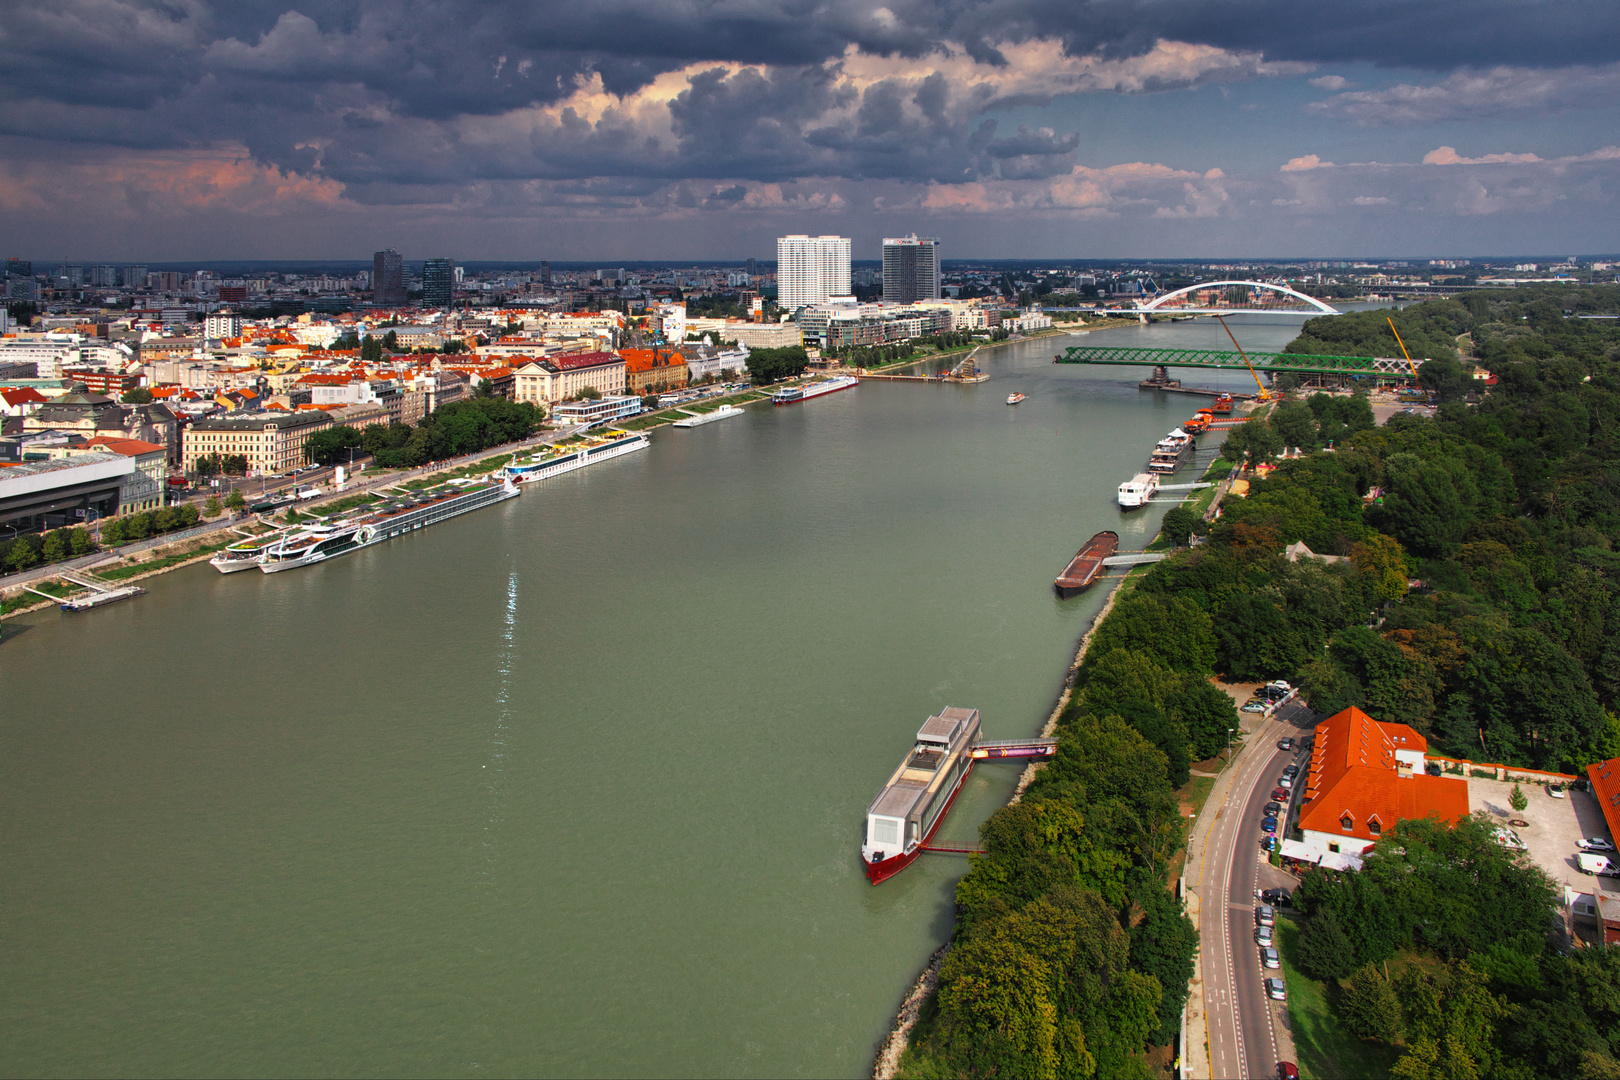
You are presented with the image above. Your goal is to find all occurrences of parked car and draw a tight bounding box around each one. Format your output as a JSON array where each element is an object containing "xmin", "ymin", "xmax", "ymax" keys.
[
  {"xmin": 1266, "ymin": 977, "xmax": 1287, "ymax": 1000},
  {"xmin": 1261, "ymin": 819, "xmax": 1278, "ymax": 835},
  {"xmin": 1262, "ymin": 887, "xmax": 1292, "ymax": 906},
  {"xmin": 1264, "ymin": 801, "xmax": 1283, "ymax": 815},
  {"xmin": 1282, "ymin": 764, "xmax": 1299, "ymax": 779},
  {"xmin": 1242, "ymin": 700, "xmax": 1269, "ymax": 713},
  {"xmin": 1262, "ymin": 945, "xmax": 1281, "ymax": 969},
  {"xmin": 1271, "ymin": 787, "xmax": 1289, "ymax": 801},
  {"xmin": 1580, "ymin": 838, "xmax": 1617, "ymax": 852},
  {"xmin": 1257, "ymin": 904, "xmax": 1276, "ymax": 927},
  {"xmin": 1278, "ymin": 1061, "xmax": 1300, "ymax": 1079},
  {"xmin": 1278, "ymin": 776, "xmax": 1293, "ymax": 790},
  {"xmin": 1548, "ymin": 784, "xmax": 1568, "ymax": 799},
  {"xmin": 1278, "ymin": 737, "xmax": 1294, "ymax": 751},
  {"xmin": 1261, "ymin": 835, "xmax": 1280, "ymax": 852},
  {"xmin": 1256, "ymin": 925, "xmax": 1274, "ymax": 946}
]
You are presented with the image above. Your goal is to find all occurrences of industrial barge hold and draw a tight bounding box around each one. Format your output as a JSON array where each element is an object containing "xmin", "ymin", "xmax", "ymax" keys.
[
  {"xmin": 1054, "ymin": 530, "xmax": 1119, "ymax": 596},
  {"xmin": 862, "ymin": 707, "xmax": 1057, "ymax": 884}
]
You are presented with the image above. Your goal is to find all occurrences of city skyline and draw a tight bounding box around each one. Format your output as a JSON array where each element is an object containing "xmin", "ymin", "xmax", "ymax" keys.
[{"xmin": 3, "ymin": 3, "xmax": 1620, "ymax": 261}]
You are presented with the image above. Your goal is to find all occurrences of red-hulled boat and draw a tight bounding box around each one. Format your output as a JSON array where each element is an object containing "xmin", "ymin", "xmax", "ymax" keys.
[
  {"xmin": 862, "ymin": 708, "xmax": 981, "ymax": 884},
  {"xmin": 1054, "ymin": 530, "xmax": 1119, "ymax": 597}
]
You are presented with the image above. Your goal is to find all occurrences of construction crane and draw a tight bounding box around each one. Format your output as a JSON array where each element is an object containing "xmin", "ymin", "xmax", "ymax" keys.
[
  {"xmin": 1386, "ymin": 317, "xmax": 1422, "ymax": 381},
  {"xmin": 1215, "ymin": 315, "xmax": 1272, "ymax": 400}
]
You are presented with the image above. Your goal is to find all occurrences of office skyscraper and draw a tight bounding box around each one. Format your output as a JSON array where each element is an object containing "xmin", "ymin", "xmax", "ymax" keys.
[
  {"xmin": 372, "ymin": 249, "xmax": 405, "ymax": 305},
  {"xmin": 422, "ymin": 257, "xmax": 455, "ymax": 309},
  {"xmin": 776, "ymin": 235, "xmax": 851, "ymax": 309},
  {"xmin": 746, "ymin": 257, "xmax": 757, "ymax": 280},
  {"xmin": 540, "ymin": 260, "xmax": 551, "ymax": 288},
  {"xmin": 881, "ymin": 235, "xmax": 941, "ymax": 304}
]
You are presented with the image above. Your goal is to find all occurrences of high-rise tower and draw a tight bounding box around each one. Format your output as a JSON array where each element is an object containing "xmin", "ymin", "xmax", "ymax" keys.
[
  {"xmin": 775, "ymin": 235, "xmax": 851, "ymax": 309},
  {"xmin": 422, "ymin": 258, "xmax": 455, "ymax": 309},
  {"xmin": 881, "ymin": 235, "xmax": 941, "ymax": 304},
  {"xmin": 372, "ymin": 249, "xmax": 405, "ymax": 305}
]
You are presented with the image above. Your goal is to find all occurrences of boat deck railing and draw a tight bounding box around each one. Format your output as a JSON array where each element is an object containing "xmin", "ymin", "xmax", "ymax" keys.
[{"xmin": 971, "ymin": 738, "xmax": 1059, "ymax": 760}]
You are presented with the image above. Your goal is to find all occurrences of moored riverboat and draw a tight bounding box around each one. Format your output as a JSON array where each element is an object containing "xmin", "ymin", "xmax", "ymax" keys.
[
  {"xmin": 771, "ymin": 375, "xmax": 858, "ymax": 405},
  {"xmin": 1147, "ymin": 429, "xmax": 1194, "ymax": 474},
  {"xmin": 210, "ymin": 533, "xmax": 285, "ymax": 573},
  {"xmin": 1117, "ymin": 473, "xmax": 1159, "ymax": 508},
  {"xmin": 499, "ymin": 431, "xmax": 648, "ymax": 482},
  {"xmin": 863, "ymin": 707, "xmax": 982, "ymax": 884},
  {"xmin": 1054, "ymin": 530, "xmax": 1120, "ymax": 595}
]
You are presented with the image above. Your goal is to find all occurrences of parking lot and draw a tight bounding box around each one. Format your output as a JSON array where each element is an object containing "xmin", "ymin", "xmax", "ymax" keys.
[{"xmin": 1468, "ymin": 776, "xmax": 1614, "ymax": 893}]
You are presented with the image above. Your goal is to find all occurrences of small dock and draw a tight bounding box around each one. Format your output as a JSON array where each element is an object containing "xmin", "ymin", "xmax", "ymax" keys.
[
  {"xmin": 25, "ymin": 570, "xmax": 145, "ymax": 612},
  {"xmin": 858, "ymin": 349, "xmax": 989, "ymax": 384}
]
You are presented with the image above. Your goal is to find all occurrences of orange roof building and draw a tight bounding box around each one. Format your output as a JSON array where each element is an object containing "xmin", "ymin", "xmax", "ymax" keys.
[
  {"xmin": 1293, "ymin": 707, "xmax": 1470, "ymax": 863},
  {"xmin": 1586, "ymin": 760, "xmax": 1620, "ymax": 845}
]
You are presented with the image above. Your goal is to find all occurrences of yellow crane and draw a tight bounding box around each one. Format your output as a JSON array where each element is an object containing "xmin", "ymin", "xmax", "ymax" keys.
[
  {"xmin": 1215, "ymin": 315, "xmax": 1271, "ymax": 400},
  {"xmin": 1387, "ymin": 317, "xmax": 1421, "ymax": 381}
]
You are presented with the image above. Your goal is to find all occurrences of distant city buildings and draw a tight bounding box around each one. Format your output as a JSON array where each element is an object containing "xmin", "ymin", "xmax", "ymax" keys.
[
  {"xmin": 776, "ymin": 235, "xmax": 850, "ymax": 309},
  {"xmin": 372, "ymin": 249, "xmax": 405, "ymax": 306},
  {"xmin": 422, "ymin": 258, "xmax": 455, "ymax": 309},
  {"xmin": 882, "ymin": 236, "xmax": 941, "ymax": 304}
]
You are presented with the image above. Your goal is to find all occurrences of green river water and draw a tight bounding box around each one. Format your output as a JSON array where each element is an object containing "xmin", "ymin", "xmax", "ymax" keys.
[{"xmin": 2, "ymin": 316, "xmax": 1318, "ymax": 1077}]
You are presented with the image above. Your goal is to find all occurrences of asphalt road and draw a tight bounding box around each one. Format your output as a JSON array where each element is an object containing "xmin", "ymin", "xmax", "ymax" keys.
[{"xmin": 1200, "ymin": 700, "xmax": 1315, "ymax": 1080}]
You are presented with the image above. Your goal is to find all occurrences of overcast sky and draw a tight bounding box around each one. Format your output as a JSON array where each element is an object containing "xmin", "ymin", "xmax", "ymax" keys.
[{"xmin": 4, "ymin": 0, "xmax": 1620, "ymax": 262}]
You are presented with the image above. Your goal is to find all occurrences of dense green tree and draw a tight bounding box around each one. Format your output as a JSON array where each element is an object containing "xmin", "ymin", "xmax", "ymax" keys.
[
  {"xmin": 201, "ymin": 496, "xmax": 221, "ymax": 519},
  {"xmin": 1295, "ymin": 911, "xmax": 1357, "ymax": 981},
  {"xmin": 305, "ymin": 425, "xmax": 364, "ymax": 466},
  {"xmin": 1270, "ymin": 398, "xmax": 1318, "ymax": 450},
  {"xmin": 225, "ymin": 490, "xmax": 246, "ymax": 514},
  {"xmin": 120, "ymin": 386, "xmax": 154, "ymax": 404},
  {"xmin": 1127, "ymin": 877, "xmax": 1198, "ymax": 1045},
  {"xmin": 1168, "ymin": 676, "xmax": 1240, "ymax": 761},
  {"xmin": 67, "ymin": 527, "xmax": 94, "ymax": 556},
  {"xmin": 39, "ymin": 529, "xmax": 66, "ymax": 562},
  {"xmin": 1083, "ymin": 594, "xmax": 1216, "ymax": 675},
  {"xmin": 1419, "ymin": 356, "xmax": 1471, "ymax": 403},
  {"xmin": 1221, "ymin": 417, "xmax": 1283, "ymax": 465},
  {"xmin": 1341, "ymin": 964, "xmax": 1404, "ymax": 1043},
  {"xmin": 1160, "ymin": 506, "xmax": 1197, "ymax": 547},
  {"xmin": 360, "ymin": 336, "xmax": 383, "ymax": 364},
  {"xmin": 745, "ymin": 346, "xmax": 809, "ymax": 385}
]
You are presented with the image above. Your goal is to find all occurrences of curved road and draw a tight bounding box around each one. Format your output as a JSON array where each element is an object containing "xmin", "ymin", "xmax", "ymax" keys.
[{"xmin": 1194, "ymin": 701, "xmax": 1314, "ymax": 1079}]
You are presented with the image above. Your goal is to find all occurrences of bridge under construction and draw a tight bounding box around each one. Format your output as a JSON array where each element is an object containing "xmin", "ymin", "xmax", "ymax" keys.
[{"xmin": 1055, "ymin": 345, "xmax": 1423, "ymax": 380}]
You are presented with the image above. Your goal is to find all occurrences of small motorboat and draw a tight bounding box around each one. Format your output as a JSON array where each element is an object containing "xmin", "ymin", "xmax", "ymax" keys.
[{"xmin": 1006, "ymin": 393, "xmax": 1026, "ymax": 405}]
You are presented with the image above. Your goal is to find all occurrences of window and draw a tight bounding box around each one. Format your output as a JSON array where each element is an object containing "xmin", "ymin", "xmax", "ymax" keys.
[
  {"xmin": 870, "ymin": 818, "xmax": 899, "ymax": 846},
  {"xmin": 1340, "ymin": 814, "xmax": 1354, "ymax": 832},
  {"xmin": 1328, "ymin": 842, "xmax": 1340, "ymax": 853},
  {"xmin": 1368, "ymin": 818, "xmax": 1382, "ymax": 836}
]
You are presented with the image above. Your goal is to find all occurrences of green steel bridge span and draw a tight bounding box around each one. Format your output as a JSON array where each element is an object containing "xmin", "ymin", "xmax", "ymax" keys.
[{"xmin": 1054, "ymin": 345, "xmax": 1421, "ymax": 378}]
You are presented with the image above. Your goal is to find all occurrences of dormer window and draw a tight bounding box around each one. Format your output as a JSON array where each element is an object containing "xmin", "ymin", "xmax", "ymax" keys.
[
  {"xmin": 1340, "ymin": 813, "xmax": 1355, "ymax": 832},
  {"xmin": 1368, "ymin": 817, "xmax": 1382, "ymax": 836}
]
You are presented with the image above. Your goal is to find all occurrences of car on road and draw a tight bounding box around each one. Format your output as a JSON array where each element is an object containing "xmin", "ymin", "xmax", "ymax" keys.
[
  {"xmin": 1278, "ymin": 1061, "xmax": 1300, "ymax": 1079},
  {"xmin": 1277, "ymin": 737, "xmax": 1294, "ymax": 751},
  {"xmin": 1255, "ymin": 925, "xmax": 1274, "ymax": 946},
  {"xmin": 1271, "ymin": 787, "xmax": 1289, "ymax": 802},
  {"xmin": 1262, "ymin": 887, "xmax": 1292, "ymax": 906},
  {"xmin": 1282, "ymin": 764, "xmax": 1299, "ymax": 779},
  {"xmin": 1580, "ymin": 838, "xmax": 1617, "ymax": 852},
  {"xmin": 1257, "ymin": 904, "xmax": 1276, "ymax": 927},
  {"xmin": 1266, "ymin": 977, "xmax": 1287, "ymax": 1000},
  {"xmin": 1261, "ymin": 945, "xmax": 1281, "ymax": 969},
  {"xmin": 1242, "ymin": 700, "xmax": 1269, "ymax": 713}
]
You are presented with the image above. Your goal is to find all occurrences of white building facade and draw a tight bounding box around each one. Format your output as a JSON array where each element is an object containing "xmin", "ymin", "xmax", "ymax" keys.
[{"xmin": 776, "ymin": 235, "xmax": 851, "ymax": 309}]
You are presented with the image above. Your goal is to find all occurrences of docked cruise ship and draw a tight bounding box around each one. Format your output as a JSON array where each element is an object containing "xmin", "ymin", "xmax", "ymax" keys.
[
  {"xmin": 498, "ymin": 431, "xmax": 648, "ymax": 483},
  {"xmin": 1147, "ymin": 429, "xmax": 1194, "ymax": 474},
  {"xmin": 771, "ymin": 375, "xmax": 857, "ymax": 405},
  {"xmin": 258, "ymin": 477, "xmax": 519, "ymax": 573}
]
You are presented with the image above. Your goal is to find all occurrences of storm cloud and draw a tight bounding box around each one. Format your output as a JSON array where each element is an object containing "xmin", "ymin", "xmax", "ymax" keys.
[{"xmin": 3, "ymin": 0, "xmax": 1620, "ymax": 257}]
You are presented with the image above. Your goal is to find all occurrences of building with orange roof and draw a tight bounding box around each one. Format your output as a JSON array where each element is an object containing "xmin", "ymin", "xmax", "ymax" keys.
[
  {"xmin": 1586, "ymin": 760, "xmax": 1620, "ymax": 846},
  {"xmin": 621, "ymin": 347, "xmax": 689, "ymax": 395},
  {"xmin": 73, "ymin": 436, "xmax": 169, "ymax": 512},
  {"xmin": 1291, "ymin": 706, "xmax": 1470, "ymax": 864}
]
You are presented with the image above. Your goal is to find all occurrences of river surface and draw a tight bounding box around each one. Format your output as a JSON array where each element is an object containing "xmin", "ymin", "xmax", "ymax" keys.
[{"xmin": 1, "ymin": 314, "xmax": 1327, "ymax": 1078}]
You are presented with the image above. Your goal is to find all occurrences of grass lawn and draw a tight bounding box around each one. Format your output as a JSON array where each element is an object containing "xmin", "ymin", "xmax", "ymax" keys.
[
  {"xmin": 96, "ymin": 539, "xmax": 235, "ymax": 580},
  {"xmin": 1275, "ymin": 918, "xmax": 1400, "ymax": 1080},
  {"xmin": 1177, "ymin": 774, "xmax": 1217, "ymax": 818}
]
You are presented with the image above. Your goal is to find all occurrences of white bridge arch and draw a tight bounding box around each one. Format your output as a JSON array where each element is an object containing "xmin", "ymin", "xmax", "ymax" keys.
[{"xmin": 1138, "ymin": 280, "xmax": 1340, "ymax": 314}]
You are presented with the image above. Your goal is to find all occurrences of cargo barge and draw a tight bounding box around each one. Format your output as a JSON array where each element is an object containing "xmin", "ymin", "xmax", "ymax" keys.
[
  {"xmin": 672, "ymin": 405, "xmax": 745, "ymax": 427},
  {"xmin": 259, "ymin": 477, "xmax": 519, "ymax": 573},
  {"xmin": 771, "ymin": 375, "xmax": 857, "ymax": 405},
  {"xmin": 1054, "ymin": 530, "xmax": 1120, "ymax": 596},
  {"xmin": 862, "ymin": 707, "xmax": 1057, "ymax": 884}
]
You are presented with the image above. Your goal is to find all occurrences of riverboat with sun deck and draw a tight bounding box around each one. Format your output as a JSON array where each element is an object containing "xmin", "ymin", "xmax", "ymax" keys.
[
  {"xmin": 863, "ymin": 708, "xmax": 983, "ymax": 884},
  {"xmin": 258, "ymin": 477, "xmax": 519, "ymax": 573},
  {"xmin": 497, "ymin": 431, "xmax": 648, "ymax": 483},
  {"xmin": 771, "ymin": 375, "xmax": 858, "ymax": 405}
]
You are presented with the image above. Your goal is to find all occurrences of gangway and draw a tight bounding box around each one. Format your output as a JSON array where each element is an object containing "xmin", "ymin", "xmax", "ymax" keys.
[
  {"xmin": 971, "ymin": 737, "xmax": 1058, "ymax": 760},
  {"xmin": 1102, "ymin": 553, "xmax": 1168, "ymax": 567},
  {"xmin": 1157, "ymin": 482, "xmax": 1213, "ymax": 491}
]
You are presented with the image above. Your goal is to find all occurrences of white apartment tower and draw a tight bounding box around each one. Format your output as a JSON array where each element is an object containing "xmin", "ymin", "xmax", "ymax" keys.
[
  {"xmin": 882, "ymin": 235, "xmax": 941, "ymax": 304},
  {"xmin": 776, "ymin": 235, "xmax": 851, "ymax": 309}
]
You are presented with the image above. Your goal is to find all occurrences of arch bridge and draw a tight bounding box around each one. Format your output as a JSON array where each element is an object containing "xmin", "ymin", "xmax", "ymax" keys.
[{"xmin": 1137, "ymin": 280, "xmax": 1340, "ymax": 315}]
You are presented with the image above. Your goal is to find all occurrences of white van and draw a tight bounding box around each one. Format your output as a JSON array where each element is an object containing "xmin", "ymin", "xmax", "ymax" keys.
[{"xmin": 1578, "ymin": 852, "xmax": 1614, "ymax": 875}]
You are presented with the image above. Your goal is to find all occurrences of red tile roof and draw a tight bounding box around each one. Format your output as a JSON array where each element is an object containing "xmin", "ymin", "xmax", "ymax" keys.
[
  {"xmin": 546, "ymin": 350, "xmax": 622, "ymax": 371},
  {"xmin": 1298, "ymin": 707, "xmax": 1468, "ymax": 845},
  {"xmin": 82, "ymin": 436, "xmax": 166, "ymax": 456},
  {"xmin": 1588, "ymin": 759, "xmax": 1620, "ymax": 845}
]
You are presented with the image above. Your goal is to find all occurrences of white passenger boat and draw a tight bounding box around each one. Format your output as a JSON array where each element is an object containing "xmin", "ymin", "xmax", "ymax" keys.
[
  {"xmin": 209, "ymin": 533, "xmax": 284, "ymax": 573},
  {"xmin": 259, "ymin": 477, "xmax": 519, "ymax": 573},
  {"xmin": 771, "ymin": 375, "xmax": 857, "ymax": 405},
  {"xmin": 498, "ymin": 431, "xmax": 648, "ymax": 482},
  {"xmin": 672, "ymin": 405, "xmax": 745, "ymax": 428},
  {"xmin": 1117, "ymin": 473, "xmax": 1160, "ymax": 508}
]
